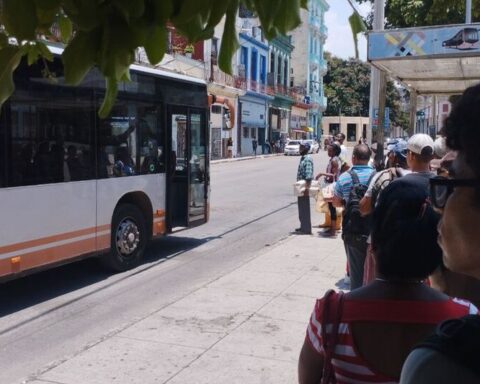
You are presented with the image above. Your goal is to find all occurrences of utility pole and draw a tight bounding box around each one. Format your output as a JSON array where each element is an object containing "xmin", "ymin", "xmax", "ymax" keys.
[
  {"xmin": 466, "ymin": 0, "xmax": 472, "ymax": 23},
  {"xmin": 368, "ymin": 0, "xmax": 386, "ymax": 169}
]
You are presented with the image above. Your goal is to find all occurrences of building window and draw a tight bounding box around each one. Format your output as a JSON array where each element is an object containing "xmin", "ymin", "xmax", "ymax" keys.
[
  {"xmin": 260, "ymin": 55, "xmax": 266, "ymax": 84},
  {"xmin": 241, "ymin": 46, "xmax": 248, "ymax": 77},
  {"xmin": 329, "ymin": 123, "xmax": 340, "ymax": 136},
  {"xmin": 347, "ymin": 123, "xmax": 357, "ymax": 142},
  {"xmin": 243, "ymin": 127, "xmax": 249, "ymax": 138},
  {"xmin": 211, "ymin": 37, "xmax": 218, "ymax": 61},
  {"xmin": 211, "ymin": 105, "xmax": 222, "ymax": 114},
  {"xmin": 251, "ymin": 49, "xmax": 258, "ymax": 81},
  {"xmin": 251, "ymin": 128, "xmax": 256, "ymax": 139}
]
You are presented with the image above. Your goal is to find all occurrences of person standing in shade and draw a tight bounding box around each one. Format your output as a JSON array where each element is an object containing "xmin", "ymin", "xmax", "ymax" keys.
[
  {"xmin": 333, "ymin": 144, "xmax": 375, "ymax": 289},
  {"xmin": 295, "ymin": 142, "xmax": 314, "ymax": 235},
  {"xmin": 252, "ymin": 139, "xmax": 257, "ymax": 157},
  {"xmin": 226, "ymin": 137, "xmax": 233, "ymax": 158}
]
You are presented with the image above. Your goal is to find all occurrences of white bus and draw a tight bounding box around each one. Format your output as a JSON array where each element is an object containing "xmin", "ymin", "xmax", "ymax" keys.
[{"xmin": 0, "ymin": 49, "xmax": 210, "ymax": 281}]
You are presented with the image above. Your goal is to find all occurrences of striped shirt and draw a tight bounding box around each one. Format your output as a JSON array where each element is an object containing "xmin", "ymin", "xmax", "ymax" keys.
[
  {"xmin": 297, "ymin": 154, "xmax": 314, "ymax": 181},
  {"xmin": 307, "ymin": 293, "xmax": 478, "ymax": 384},
  {"xmin": 334, "ymin": 165, "xmax": 375, "ymax": 203}
]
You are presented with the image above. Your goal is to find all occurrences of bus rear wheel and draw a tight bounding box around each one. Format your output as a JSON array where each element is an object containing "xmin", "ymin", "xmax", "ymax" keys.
[{"xmin": 103, "ymin": 203, "xmax": 147, "ymax": 272}]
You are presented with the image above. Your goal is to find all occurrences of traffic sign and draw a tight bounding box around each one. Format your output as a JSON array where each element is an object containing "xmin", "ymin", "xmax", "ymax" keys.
[{"xmin": 372, "ymin": 107, "xmax": 390, "ymax": 130}]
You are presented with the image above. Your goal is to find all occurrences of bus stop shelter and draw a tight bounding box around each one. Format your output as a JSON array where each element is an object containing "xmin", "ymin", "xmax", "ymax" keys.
[{"xmin": 367, "ymin": 23, "xmax": 480, "ymax": 133}]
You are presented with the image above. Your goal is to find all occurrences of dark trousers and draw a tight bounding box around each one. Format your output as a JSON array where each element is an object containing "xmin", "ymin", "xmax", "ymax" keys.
[
  {"xmin": 297, "ymin": 196, "xmax": 312, "ymax": 234},
  {"xmin": 344, "ymin": 237, "xmax": 368, "ymax": 290}
]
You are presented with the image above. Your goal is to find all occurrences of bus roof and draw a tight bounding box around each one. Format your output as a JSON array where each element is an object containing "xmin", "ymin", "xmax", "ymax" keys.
[
  {"xmin": 368, "ymin": 23, "xmax": 480, "ymax": 95},
  {"xmin": 48, "ymin": 44, "xmax": 206, "ymax": 87}
]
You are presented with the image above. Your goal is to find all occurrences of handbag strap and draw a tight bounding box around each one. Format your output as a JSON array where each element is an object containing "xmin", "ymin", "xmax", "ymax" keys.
[{"xmin": 321, "ymin": 290, "xmax": 345, "ymax": 384}]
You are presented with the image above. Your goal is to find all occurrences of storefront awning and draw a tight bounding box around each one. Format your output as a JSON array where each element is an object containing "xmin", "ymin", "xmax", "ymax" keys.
[
  {"xmin": 304, "ymin": 127, "xmax": 314, "ymax": 132},
  {"xmin": 368, "ymin": 23, "xmax": 480, "ymax": 95}
]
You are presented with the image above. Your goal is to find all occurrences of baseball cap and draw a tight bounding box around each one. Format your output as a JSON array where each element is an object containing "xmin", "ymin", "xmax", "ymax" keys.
[
  {"xmin": 300, "ymin": 141, "xmax": 311, "ymax": 151},
  {"xmin": 392, "ymin": 139, "xmax": 408, "ymax": 159},
  {"xmin": 407, "ymin": 134, "xmax": 434, "ymax": 156},
  {"xmin": 434, "ymin": 137, "xmax": 447, "ymax": 158}
]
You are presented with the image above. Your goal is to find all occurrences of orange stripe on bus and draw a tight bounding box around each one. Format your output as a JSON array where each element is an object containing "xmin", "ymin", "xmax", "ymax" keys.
[
  {"xmin": 0, "ymin": 224, "xmax": 111, "ymax": 255},
  {"xmin": 0, "ymin": 237, "xmax": 98, "ymax": 278}
]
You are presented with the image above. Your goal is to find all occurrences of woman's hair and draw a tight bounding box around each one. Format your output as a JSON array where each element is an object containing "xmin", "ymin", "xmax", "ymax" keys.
[
  {"xmin": 371, "ymin": 179, "xmax": 442, "ymax": 280},
  {"xmin": 328, "ymin": 142, "xmax": 341, "ymax": 157},
  {"xmin": 445, "ymin": 84, "xmax": 480, "ymax": 181}
]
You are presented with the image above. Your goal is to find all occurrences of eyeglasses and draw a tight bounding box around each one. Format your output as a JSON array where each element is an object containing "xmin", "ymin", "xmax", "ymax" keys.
[{"xmin": 429, "ymin": 176, "xmax": 480, "ymax": 209}]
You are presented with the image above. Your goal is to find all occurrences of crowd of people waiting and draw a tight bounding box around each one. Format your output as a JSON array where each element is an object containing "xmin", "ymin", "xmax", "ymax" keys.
[{"xmin": 296, "ymin": 83, "xmax": 480, "ymax": 383}]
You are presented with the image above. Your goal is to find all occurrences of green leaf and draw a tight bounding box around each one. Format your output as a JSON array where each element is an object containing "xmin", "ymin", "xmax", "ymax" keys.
[
  {"xmin": 0, "ymin": 46, "xmax": 23, "ymax": 110},
  {"xmin": 113, "ymin": 0, "xmax": 145, "ymax": 21},
  {"xmin": 348, "ymin": 12, "xmax": 367, "ymax": 59},
  {"xmin": 35, "ymin": 0, "xmax": 61, "ymax": 29},
  {"xmin": 99, "ymin": 77, "xmax": 119, "ymax": 119},
  {"xmin": 58, "ymin": 15, "xmax": 73, "ymax": 43},
  {"xmin": 144, "ymin": 26, "xmax": 167, "ymax": 65},
  {"xmin": 274, "ymin": 0, "xmax": 302, "ymax": 35},
  {"xmin": 171, "ymin": 0, "xmax": 209, "ymax": 25},
  {"xmin": 26, "ymin": 44, "xmax": 40, "ymax": 65},
  {"xmin": 36, "ymin": 41, "xmax": 54, "ymax": 62},
  {"xmin": 218, "ymin": 0, "xmax": 239, "ymax": 74},
  {"xmin": 0, "ymin": 34, "xmax": 8, "ymax": 49},
  {"xmin": 152, "ymin": 0, "xmax": 173, "ymax": 23},
  {"xmin": 2, "ymin": 0, "xmax": 38, "ymax": 41},
  {"xmin": 62, "ymin": 29, "xmax": 99, "ymax": 85}
]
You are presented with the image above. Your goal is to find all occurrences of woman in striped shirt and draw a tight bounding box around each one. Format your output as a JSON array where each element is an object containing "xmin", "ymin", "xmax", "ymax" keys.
[{"xmin": 298, "ymin": 179, "xmax": 478, "ymax": 384}]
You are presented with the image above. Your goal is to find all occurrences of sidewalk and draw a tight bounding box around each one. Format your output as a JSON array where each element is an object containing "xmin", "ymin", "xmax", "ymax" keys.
[
  {"xmin": 31, "ymin": 223, "xmax": 346, "ymax": 383},
  {"xmin": 211, "ymin": 153, "xmax": 283, "ymax": 165}
]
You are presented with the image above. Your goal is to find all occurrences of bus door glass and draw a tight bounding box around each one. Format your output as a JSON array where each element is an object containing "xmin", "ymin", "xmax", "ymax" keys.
[
  {"xmin": 167, "ymin": 106, "xmax": 188, "ymax": 229},
  {"xmin": 188, "ymin": 110, "xmax": 207, "ymax": 224}
]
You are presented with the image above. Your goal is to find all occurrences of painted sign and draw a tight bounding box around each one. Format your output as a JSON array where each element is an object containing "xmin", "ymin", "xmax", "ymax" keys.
[
  {"xmin": 368, "ymin": 23, "xmax": 480, "ymax": 60},
  {"xmin": 372, "ymin": 107, "xmax": 390, "ymax": 130}
]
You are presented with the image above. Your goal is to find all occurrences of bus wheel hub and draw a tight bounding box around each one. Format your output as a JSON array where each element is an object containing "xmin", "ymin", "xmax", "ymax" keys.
[{"xmin": 116, "ymin": 220, "xmax": 140, "ymax": 256}]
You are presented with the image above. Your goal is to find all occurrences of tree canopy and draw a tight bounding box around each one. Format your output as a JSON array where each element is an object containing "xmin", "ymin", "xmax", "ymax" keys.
[
  {"xmin": 0, "ymin": 0, "xmax": 307, "ymax": 117},
  {"xmin": 357, "ymin": 0, "xmax": 480, "ymax": 28},
  {"xmin": 324, "ymin": 52, "xmax": 408, "ymax": 132}
]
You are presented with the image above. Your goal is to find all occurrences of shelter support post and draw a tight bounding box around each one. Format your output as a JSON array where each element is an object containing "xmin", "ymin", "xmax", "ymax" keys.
[{"xmin": 409, "ymin": 91, "xmax": 418, "ymax": 137}]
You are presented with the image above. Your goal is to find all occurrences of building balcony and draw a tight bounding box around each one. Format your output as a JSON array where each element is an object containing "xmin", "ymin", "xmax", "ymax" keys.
[
  {"xmin": 209, "ymin": 67, "xmax": 247, "ymax": 91},
  {"xmin": 309, "ymin": 15, "xmax": 321, "ymax": 31},
  {"xmin": 320, "ymin": 24, "xmax": 328, "ymax": 39},
  {"xmin": 248, "ymin": 79, "xmax": 269, "ymax": 95},
  {"xmin": 309, "ymin": 52, "xmax": 320, "ymax": 68}
]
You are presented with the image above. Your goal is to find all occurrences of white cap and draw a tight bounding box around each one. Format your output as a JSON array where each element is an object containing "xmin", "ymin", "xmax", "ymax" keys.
[
  {"xmin": 407, "ymin": 134, "xmax": 434, "ymax": 156},
  {"xmin": 434, "ymin": 137, "xmax": 448, "ymax": 158}
]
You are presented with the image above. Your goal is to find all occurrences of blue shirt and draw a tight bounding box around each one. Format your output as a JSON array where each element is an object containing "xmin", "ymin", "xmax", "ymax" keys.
[{"xmin": 334, "ymin": 165, "xmax": 375, "ymax": 203}]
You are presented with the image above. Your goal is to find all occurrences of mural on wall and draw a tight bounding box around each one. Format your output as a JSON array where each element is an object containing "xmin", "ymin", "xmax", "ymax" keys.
[{"xmin": 368, "ymin": 24, "xmax": 480, "ymax": 60}]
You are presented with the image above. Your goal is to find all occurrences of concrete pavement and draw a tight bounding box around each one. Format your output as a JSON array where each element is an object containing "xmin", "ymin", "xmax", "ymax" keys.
[{"xmin": 28, "ymin": 211, "xmax": 347, "ymax": 384}]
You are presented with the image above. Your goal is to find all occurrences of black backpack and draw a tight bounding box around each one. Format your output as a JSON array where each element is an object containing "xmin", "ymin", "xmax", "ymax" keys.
[
  {"xmin": 342, "ymin": 170, "xmax": 375, "ymax": 240},
  {"xmin": 415, "ymin": 315, "xmax": 480, "ymax": 378}
]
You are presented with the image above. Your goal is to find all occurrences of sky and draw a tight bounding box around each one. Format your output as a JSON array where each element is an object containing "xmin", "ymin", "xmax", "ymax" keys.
[{"xmin": 324, "ymin": 0, "xmax": 372, "ymax": 61}]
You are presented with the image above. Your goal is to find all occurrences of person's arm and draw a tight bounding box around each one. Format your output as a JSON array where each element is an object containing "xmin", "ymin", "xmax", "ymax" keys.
[
  {"xmin": 332, "ymin": 176, "xmax": 345, "ymax": 207},
  {"xmin": 359, "ymin": 196, "xmax": 373, "ymax": 216},
  {"xmin": 298, "ymin": 336, "xmax": 324, "ymax": 384}
]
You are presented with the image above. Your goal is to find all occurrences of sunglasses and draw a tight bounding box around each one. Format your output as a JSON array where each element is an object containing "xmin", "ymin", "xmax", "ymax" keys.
[{"xmin": 429, "ymin": 176, "xmax": 480, "ymax": 209}]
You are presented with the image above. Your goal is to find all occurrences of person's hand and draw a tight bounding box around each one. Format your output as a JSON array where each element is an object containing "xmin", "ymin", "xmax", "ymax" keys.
[
  {"xmin": 315, "ymin": 173, "xmax": 323, "ymax": 180},
  {"xmin": 303, "ymin": 188, "xmax": 310, "ymax": 197}
]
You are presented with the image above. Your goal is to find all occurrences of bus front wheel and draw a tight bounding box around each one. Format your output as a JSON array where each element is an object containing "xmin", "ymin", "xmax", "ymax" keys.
[{"xmin": 103, "ymin": 203, "xmax": 147, "ymax": 272}]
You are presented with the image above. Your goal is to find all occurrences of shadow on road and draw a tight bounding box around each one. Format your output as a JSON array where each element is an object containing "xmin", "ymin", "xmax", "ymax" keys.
[{"xmin": 0, "ymin": 236, "xmax": 207, "ymax": 319}]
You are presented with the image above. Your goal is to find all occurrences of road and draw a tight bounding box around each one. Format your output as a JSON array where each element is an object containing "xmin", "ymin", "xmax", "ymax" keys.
[{"xmin": 0, "ymin": 151, "xmax": 329, "ymax": 384}]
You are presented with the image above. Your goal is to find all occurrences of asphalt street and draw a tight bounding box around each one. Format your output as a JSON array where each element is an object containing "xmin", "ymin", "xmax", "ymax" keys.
[{"xmin": 0, "ymin": 151, "xmax": 330, "ymax": 384}]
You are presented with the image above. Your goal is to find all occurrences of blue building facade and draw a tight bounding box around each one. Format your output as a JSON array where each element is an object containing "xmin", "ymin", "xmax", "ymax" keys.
[
  {"xmin": 237, "ymin": 26, "xmax": 273, "ymax": 155},
  {"xmin": 307, "ymin": 0, "xmax": 329, "ymax": 138}
]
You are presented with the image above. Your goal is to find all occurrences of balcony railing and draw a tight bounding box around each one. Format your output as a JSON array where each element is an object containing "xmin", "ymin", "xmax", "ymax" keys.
[{"xmin": 210, "ymin": 67, "xmax": 247, "ymax": 90}]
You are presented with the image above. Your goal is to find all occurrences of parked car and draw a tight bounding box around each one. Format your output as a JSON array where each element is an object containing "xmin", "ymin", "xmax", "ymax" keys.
[
  {"xmin": 303, "ymin": 139, "xmax": 320, "ymax": 154},
  {"xmin": 284, "ymin": 140, "xmax": 302, "ymax": 155}
]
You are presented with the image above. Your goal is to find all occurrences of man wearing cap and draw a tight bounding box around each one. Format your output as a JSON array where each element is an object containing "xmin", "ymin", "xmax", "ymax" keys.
[
  {"xmin": 295, "ymin": 142, "xmax": 314, "ymax": 234},
  {"xmin": 360, "ymin": 139, "xmax": 410, "ymax": 216},
  {"xmin": 392, "ymin": 133, "xmax": 435, "ymax": 192}
]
